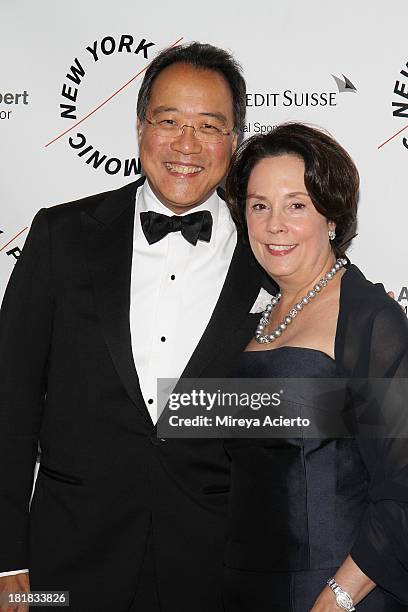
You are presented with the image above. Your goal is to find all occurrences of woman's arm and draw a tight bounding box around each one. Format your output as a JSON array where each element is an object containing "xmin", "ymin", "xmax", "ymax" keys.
[
  {"xmin": 313, "ymin": 295, "xmax": 408, "ymax": 610},
  {"xmin": 311, "ymin": 555, "xmax": 375, "ymax": 610},
  {"xmin": 348, "ymin": 304, "xmax": 408, "ymax": 603}
]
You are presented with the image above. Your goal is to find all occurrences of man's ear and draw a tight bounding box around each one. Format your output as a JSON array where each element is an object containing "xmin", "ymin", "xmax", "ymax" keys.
[
  {"xmin": 231, "ymin": 131, "xmax": 239, "ymax": 155},
  {"xmin": 137, "ymin": 118, "xmax": 142, "ymax": 142}
]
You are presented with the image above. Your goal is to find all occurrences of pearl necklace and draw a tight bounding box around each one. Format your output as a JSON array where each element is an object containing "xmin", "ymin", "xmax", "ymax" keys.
[{"xmin": 255, "ymin": 258, "xmax": 347, "ymax": 344}]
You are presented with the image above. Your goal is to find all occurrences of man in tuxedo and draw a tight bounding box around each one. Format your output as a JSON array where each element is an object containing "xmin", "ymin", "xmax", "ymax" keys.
[{"xmin": 0, "ymin": 43, "xmax": 266, "ymax": 611}]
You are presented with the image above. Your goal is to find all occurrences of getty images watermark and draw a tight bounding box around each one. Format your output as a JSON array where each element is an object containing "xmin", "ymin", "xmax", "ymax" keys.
[
  {"xmin": 156, "ymin": 378, "xmax": 408, "ymax": 439},
  {"xmin": 166, "ymin": 388, "xmax": 310, "ymax": 430}
]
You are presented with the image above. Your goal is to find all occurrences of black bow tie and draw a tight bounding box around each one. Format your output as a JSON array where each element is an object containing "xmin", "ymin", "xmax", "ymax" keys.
[{"xmin": 140, "ymin": 210, "xmax": 213, "ymax": 246}]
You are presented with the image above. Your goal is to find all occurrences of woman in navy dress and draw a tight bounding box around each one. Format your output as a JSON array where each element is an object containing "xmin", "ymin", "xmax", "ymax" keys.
[{"xmin": 223, "ymin": 123, "xmax": 408, "ymax": 611}]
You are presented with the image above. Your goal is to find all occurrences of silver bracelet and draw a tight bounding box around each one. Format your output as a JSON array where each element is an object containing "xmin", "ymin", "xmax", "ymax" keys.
[{"xmin": 327, "ymin": 578, "xmax": 356, "ymax": 611}]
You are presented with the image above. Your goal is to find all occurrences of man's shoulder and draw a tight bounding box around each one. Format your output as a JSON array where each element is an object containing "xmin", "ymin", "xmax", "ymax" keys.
[{"xmin": 44, "ymin": 178, "xmax": 143, "ymax": 224}]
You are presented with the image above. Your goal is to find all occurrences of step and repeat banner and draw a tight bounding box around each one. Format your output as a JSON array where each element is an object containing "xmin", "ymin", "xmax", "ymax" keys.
[{"xmin": 0, "ymin": 0, "xmax": 407, "ymax": 312}]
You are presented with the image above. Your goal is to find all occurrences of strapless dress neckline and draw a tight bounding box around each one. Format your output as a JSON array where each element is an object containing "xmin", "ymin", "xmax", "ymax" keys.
[
  {"xmin": 231, "ymin": 345, "xmax": 337, "ymax": 379},
  {"xmin": 244, "ymin": 345, "xmax": 335, "ymax": 363}
]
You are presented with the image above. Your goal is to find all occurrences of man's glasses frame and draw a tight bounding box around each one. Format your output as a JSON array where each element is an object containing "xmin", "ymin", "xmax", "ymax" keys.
[{"xmin": 144, "ymin": 117, "xmax": 234, "ymax": 144}]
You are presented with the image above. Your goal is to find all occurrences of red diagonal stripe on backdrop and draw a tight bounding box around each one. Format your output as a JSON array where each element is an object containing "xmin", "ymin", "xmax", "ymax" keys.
[
  {"xmin": 0, "ymin": 227, "xmax": 28, "ymax": 253},
  {"xmin": 378, "ymin": 123, "xmax": 408, "ymax": 149},
  {"xmin": 45, "ymin": 36, "xmax": 184, "ymax": 148}
]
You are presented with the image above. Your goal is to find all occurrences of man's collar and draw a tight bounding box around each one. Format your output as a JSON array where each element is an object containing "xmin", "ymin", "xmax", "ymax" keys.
[{"xmin": 136, "ymin": 179, "xmax": 227, "ymax": 248}]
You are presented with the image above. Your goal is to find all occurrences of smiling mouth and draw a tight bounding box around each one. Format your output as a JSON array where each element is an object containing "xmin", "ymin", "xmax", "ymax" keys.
[
  {"xmin": 267, "ymin": 244, "xmax": 297, "ymax": 252},
  {"xmin": 164, "ymin": 162, "xmax": 203, "ymax": 175}
]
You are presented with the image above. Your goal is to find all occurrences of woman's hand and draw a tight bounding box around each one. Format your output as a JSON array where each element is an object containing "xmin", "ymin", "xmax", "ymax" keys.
[{"xmin": 310, "ymin": 555, "xmax": 376, "ymax": 611}]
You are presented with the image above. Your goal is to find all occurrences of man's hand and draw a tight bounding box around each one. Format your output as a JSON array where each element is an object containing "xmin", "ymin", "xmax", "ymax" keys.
[{"xmin": 0, "ymin": 573, "xmax": 30, "ymax": 612}]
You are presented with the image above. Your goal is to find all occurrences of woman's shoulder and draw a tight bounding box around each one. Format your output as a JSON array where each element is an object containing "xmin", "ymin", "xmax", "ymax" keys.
[
  {"xmin": 337, "ymin": 263, "xmax": 408, "ymax": 375},
  {"xmin": 342, "ymin": 263, "xmax": 397, "ymax": 308},
  {"xmin": 341, "ymin": 263, "xmax": 407, "ymax": 333},
  {"xmin": 342, "ymin": 263, "xmax": 387, "ymax": 301}
]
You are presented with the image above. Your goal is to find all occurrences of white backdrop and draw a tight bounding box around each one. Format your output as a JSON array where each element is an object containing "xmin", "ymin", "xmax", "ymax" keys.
[{"xmin": 1, "ymin": 0, "xmax": 407, "ymax": 311}]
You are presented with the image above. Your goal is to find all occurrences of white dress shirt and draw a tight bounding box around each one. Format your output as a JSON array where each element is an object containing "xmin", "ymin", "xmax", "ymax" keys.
[
  {"xmin": 131, "ymin": 180, "xmax": 237, "ymax": 423},
  {"xmin": 1, "ymin": 180, "xmax": 237, "ymax": 577}
]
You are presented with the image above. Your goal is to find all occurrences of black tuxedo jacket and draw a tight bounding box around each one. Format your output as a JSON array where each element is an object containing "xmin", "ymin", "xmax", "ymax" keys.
[{"xmin": 0, "ymin": 178, "xmax": 269, "ymax": 611}]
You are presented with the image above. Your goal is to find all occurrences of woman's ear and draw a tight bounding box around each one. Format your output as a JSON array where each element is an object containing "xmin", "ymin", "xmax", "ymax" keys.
[{"xmin": 328, "ymin": 221, "xmax": 336, "ymax": 241}]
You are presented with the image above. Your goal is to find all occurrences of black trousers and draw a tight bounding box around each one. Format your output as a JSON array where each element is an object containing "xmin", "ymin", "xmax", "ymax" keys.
[{"xmin": 128, "ymin": 532, "xmax": 161, "ymax": 612}]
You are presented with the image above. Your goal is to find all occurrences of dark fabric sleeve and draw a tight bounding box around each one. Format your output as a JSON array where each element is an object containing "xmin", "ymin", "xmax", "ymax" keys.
[
  {"xmin": 0, "ymin": 208, "xmax": 54, "ymax": 572},
  {"xmin": 350, "ymin": 302, "xmax": 408, "ymax": 603}
]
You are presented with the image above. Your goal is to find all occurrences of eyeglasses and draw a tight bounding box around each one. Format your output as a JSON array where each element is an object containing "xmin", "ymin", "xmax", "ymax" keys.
[{"xmin": 144, "ymin": 117, "xmax": 234, "ymax": 144}]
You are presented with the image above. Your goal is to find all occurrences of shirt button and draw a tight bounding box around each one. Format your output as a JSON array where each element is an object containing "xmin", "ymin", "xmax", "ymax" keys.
[
  {"xmin": 148, "ymin": 399, "xmax": 154, "ymax": 405},
  {"xmin": 170, "ymin": 274, "xmax": 176, "ymax": 280},
  {"xmin": 161, "ymin": 336, "xmax": 166, "ymax": 342}
]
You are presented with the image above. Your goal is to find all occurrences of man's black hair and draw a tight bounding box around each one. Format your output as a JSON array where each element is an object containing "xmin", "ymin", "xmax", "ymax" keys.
[{"xmin": 137, "ymin": 42, "xmax": 246, "ymax": 133}]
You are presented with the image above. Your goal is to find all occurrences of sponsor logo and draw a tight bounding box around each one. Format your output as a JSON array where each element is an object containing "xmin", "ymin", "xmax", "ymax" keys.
[
  {"xmin": 46, "ymin": 35, "xmax": 182, "ymax": 177},
  {"xmin": 331, "ymin": 74, "xmax": 357, "ymax": 94},
  {"xmin": 244, "ymin": 73, "xmax": 357, "ymax": 134},
  {"xmin": 245, "ymin": 90, "xmax": 337, "ymax": 110},
  {"xmin": 0, "ymin": 90, "xmax": 29, "ymax": 120},
  {"xmin": 398, "ymin": 286, "xmax": 408, "ymax": 316},
  {"xmin": 378, "ymin": 58, "xmax": 408, "ymax": 150},
  {"xmin": 0, "ymin": 226, "xmax": 28, "ymax": 261},
  {"xmin": 392, "ymin": 61, "xmax": 408, "ymax": 122}
]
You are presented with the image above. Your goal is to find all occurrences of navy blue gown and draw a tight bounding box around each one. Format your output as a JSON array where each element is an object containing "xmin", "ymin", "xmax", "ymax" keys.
[{"xmin": 222, "ymin": 347, "xmax": 407, "ymax": 612}]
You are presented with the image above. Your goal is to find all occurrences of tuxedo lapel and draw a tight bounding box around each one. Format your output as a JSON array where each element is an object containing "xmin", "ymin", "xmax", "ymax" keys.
[
  {"xmin": 82, "ymin": 178, "xmax": 152, "ymax": 425},
  {"xmin": 181, "ymin": 239, "xmax": 264, "ymax": 379}
]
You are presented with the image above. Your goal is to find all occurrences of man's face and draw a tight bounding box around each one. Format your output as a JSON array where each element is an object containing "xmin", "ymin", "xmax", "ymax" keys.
[{"xmin": 138, "ymin": 63, "xmax": 238, "ymax": 214}]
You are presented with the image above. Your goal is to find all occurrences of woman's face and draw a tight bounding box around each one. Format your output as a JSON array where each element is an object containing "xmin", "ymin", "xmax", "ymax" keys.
[{"xmin": 245, "ymin": 154, "xmax": 335, "ymax": 284}]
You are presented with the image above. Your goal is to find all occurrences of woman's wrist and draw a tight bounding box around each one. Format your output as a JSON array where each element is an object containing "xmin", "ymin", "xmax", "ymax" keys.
[
  {"xmin": 311, "ymin": 556, "xmax": 376, "ymax": 611},
  {"xmin": 311, "ymin": 585, "xmax": 345, "ymax": 611},
  {"xmin": 333, "ymin": 556, "xmax": 375, "ymax": 605},
  {"xmin": 327, "ymin": 577, "xmax": 358, "ymax": 610}
]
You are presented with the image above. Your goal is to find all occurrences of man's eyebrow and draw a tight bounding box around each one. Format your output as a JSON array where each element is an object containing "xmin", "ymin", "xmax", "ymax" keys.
[
  {"xmin": 150, "ymin": 107, "xmax": 228, "ymax": 124},
  {"xmin": 151, "ymin": 106, "xmax": 179, "ymax": 115},
  {"xmin": 198, "ymin": 112, "xmax": 228, "ymax": 124}
]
